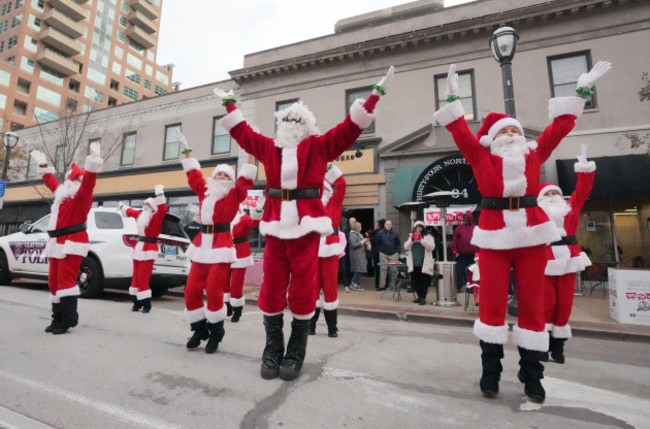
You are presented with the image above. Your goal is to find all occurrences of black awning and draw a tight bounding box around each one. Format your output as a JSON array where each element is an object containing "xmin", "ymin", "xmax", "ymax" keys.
[
  {"xmin": 556, "ymin": 155, "xmax": 650, "ymax": 200},
  {"xmin": 0, "ymin": 203, "xmax": 49, "ymax": 225}
]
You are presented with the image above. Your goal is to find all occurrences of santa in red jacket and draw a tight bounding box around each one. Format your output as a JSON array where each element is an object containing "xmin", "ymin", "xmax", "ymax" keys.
[
  {"xmin": 309, "ymin": 164, "xmax": 346, "ymax": 338},
  {"xmin": 434, "ymin": 61, "xmax": 610, "ymax": 403},
  {"xmin": 177, "ymin": 131, "xmax": 257, "ymax": 354},
  {"xmin": 537, "ymin": 144, "xmax": 595, "ymax": 364},
  {"xmin": 119, "ymin": 184, "xmax": 167, "ymax": 313},
  {"xmin": 214, "ymin": 66, "xmax": 393, "ymax": 381},
  {"xmin": 31, "ymin": 144, "xmax": 103, "ymax": 335}
]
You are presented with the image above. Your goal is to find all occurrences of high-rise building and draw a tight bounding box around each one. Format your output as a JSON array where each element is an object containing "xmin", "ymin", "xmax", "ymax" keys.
[{"xmin": 0, "ymin": 0, "xmax": 175, "ymax": 132}]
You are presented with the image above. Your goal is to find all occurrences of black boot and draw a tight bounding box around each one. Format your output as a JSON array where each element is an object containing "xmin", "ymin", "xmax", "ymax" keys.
[
  {"xmin": 226, "ymin": 301, "xmax": 233, "ymax": 317},
  {"xmin": 261, "ymin": 314, "xmax": 284, "ymax": 380},
  {"xmin": 309, "ymin": 308, "xmax": 320, "ymax": 335},
  {"xmin": 186, "ymin": 319, "xmax": 209, "ymax": 349},
  {"xmin": 53, "ymin": 296, "xmax": 78, "ymax": 335},
  {"xmin": 131, "ymin": 295, "xmax": 142, "ymax": 312},
  {"xmin": 231, "ymin": 306, "xmax": 243, "ymax": 323},
  {"xmin": 549, "ymin": 336, "xmax": 567, "ymax": 364},
  {"xmin": 141, "ymin": 298, "xmax": 152, "ymax": 314},
  {"xmin": 205, "ymin": 321, "xmax": 225, "ymax": 354},
  {"xmin": 517, "ymin": 347, "xmax": 546, "ymax": 403},
  {"xmin": 279, "ymin": 318, "xmax": 310, "ymax": 381},
  {"xmin": 45, "ymin": 303, "xmax": 63, "ymax": 333},
  {"xmin": 324, "ymin": 309, "xmax": 338, "ymax": 338},
  {"xmin": 479, "ymin": 340, "xmax": 504, "ymax": 398}
]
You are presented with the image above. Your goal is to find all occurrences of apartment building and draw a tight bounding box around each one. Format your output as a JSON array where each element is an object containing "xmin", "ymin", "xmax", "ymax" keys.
[{"xmin": 0, "ymin": 0, "xmax": 175, "ymax": 132}]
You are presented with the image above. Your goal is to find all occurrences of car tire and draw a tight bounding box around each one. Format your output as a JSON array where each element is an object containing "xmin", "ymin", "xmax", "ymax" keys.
[
  {"xmin": 0, "ymin": 251, "xmax": 12, "ymax": 285},
  {"xmin": 151, "ymin": 286, "xmax": 168, "ymax": 298},
  {"xmin": 78, "ymin": 256, "xmax": 104, "ymax": 299}
]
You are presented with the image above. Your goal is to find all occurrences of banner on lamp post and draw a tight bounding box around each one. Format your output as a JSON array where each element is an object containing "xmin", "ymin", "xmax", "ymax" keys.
[{"xmin": 423, "ymin": 205, "xmax": 476, "ymax": 227}]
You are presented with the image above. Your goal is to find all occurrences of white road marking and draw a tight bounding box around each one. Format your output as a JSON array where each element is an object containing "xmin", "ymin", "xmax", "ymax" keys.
[{"xmin": 0, "ymin": 404, "xmax": 55, "ymax": 429}]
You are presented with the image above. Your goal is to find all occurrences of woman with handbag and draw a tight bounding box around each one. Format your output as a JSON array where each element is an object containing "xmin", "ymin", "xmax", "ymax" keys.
[
  {"xmin": 404, "ymin": 221, "xmax": 436, "ymax": 305},
  {"xmin": 348, "ymin": 221, "xmax": 369, "ymax": 292}
]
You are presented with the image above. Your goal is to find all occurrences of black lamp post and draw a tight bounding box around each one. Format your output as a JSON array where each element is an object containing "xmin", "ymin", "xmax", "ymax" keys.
[
  {"xmin": 489, "ymin": 26, "xmax": 519, "ymax": 118},
  {"xmin": 2, "ymin": 131, "xmax": 19, "ymax": 181}
]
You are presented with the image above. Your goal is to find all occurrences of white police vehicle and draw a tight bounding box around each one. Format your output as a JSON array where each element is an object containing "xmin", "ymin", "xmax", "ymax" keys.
[{"xmin": 0, "ymin": 207, "xmax": 191, "ymax": 298}]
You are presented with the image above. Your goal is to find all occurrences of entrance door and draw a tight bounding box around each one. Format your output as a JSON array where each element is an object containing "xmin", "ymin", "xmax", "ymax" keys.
[
  {"xmin": 344, "ymin": 208, "xmax": 374, "ymax": 235},
  {"xmin": 612, "ymin": 202, "xmax": 646, "ymax": 268}
]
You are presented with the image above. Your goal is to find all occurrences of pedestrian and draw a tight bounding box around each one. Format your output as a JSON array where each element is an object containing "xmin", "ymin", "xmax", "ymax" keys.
[
  {"xmin": 348, "ymin": 221, "xmax": 368, "ymax": 292},
  {"xmin": 364, "ymin": 229, "xmax": 374, "ymax": 277},
  {"xmin": 452, "ymin": 211, "xmax": 478, "ymax": 293},
  {"xmin": 370, "ymin": 219, "xmax": 385, "ymax": 289},
  {"xmin": 31, "ymin": 144, "xmax": 103, "ymax": 335},
  {"xmin": 537, "ymin": 144, "xmax": 596, "ymax": 364},
  {"xmin": 177, "ymin": 130, "xmax": 257, "ymax": 354},
  {"xmin": 214, "ymin": 66, "xmax": 393, "ymax": 380},
  {"xmin": 433, "ymin": 61, "xmax": 611, "ymax": 402},
  {"xmin": 119, "ymin": 184, "xmax": 167, "ymax": 313},
  {"xmin": 404, "ymin": 221, "xmax": 435, "ymax": 305},
  {"xmin": 375, "ymin": 219, "xmax": 400, "ymax": 291},
  {"xmin": 310, "ymin": 164, "xmax": 347, "ymax": 338}
]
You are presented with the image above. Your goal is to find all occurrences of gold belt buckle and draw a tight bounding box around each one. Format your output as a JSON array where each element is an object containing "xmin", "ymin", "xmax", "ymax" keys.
[
  {"xmin": 281, "ymin": 188, "xmax": 291, "ymax": 201},
  {"xmin": 508, "ymin": 196, "xmax": 520, "ymax": 211}
]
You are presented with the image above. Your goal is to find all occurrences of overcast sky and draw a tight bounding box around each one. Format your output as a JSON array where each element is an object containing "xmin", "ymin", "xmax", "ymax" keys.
[{"xmin": 156, "ymin": 0, "xmax": 475, "ymax": 89}]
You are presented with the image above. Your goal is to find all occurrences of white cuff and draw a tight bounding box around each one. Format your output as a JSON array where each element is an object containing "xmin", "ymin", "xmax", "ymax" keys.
[
  {"xmin": 238, "ymin": 163, "xmax": 257, "ymax": 181},
  {"xmin": 574, "ymin": 160, "xmax": 596, "ymax": 173},
  {"xmin": 37, "ymin": 166, "xmax": 56, "ymax": 178},
  {"xmin": 84, "ymin": 156, "xmax": 103, "ymax": 173},
  {"xmin": 548, "ymin": 96, "xmax": 585, "ymax": 120},
  {"xmin": 151, "ymin": 195, "xmax": 166, "ymax": 205},
  {"xmin": 221, "ymin": 109, "xmax": 245, "ymax": 131},
  {"xmin": 433, "ymin": 100, "xmax": 465, "ymax": 127},
  {"xmin": 325, "ymin": 165, "xmax": 343, "ymax": 183},
  {"xmin": 182, "ymin": 157, "xmax": 201, "ymax": 172},
  {"xmin": 350, "ymin": 99, "xmax": 375, "ymax": 129}
]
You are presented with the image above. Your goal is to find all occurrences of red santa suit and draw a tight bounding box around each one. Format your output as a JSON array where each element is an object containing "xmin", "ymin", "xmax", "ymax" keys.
[
  {"xmin": 538, "ymin": 159, "xmax": 595, "ymax": 340},
  {"xmin": 121, "ymin": 191, "xmax": 167, "ymax": 303},
  {"xmin": 434, "ymin": 96, "xmax": 587, "ymax": 351},
  {"xmin": 467, "ymin": 254, "xmax": 480, "ymax": 306}
]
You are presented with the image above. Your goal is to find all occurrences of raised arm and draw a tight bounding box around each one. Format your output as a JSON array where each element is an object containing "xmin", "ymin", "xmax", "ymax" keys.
[
  {"xmin": 119, "ymin": 202, "xmax": 141, "ymax": 219},
  {"xmin": 150, "ymin": 184, "xmax": 168, "ymax": 225},
  {"xmin": 568, "ymin": 144, "xmax": 596, "ymax": 212},
  {"xmin": 31, "ymin": 150, "xmax": 59, "ymax": 193},
  {"xmin": 177, "ymin": 130, "xmax": 208, "ymax": 197},
  {"xmin": 230, "ymin": 164, "xmax": 258, "ymax": 205},
  {"xmin": 78, "ymin": 142, "xmax": 103, "ymax": 199}
]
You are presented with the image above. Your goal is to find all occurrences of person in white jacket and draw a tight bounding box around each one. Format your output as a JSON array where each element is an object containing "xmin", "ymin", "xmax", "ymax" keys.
[{"xmin": 404, "ymin": 221, "xmax": 436, "ymax": 305}]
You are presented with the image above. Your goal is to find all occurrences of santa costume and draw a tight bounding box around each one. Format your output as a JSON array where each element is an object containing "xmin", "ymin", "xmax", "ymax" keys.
[
  {"xmin": 178, "ymin": 134, "xmax": 257, "ymax": 354},
  {"xmin": 215, "ymin": 66, "xmax": 393, "ymax": 381},
  {"xmin": 120, "ymin": 185, "xmax": 167, "ymax": 313},
  {"xmin": 537, "ymin": 145, "xmax": 595, "ymax": 364},
  {"xmin": 31, "ymin": 144, "xmax": 103, "ymax": 335},
  {"xmin": 310, "ymin": 165, "xmax": 346, "ymax": 338},
  {"xmin": 466, "ymin": 253, "xmax": 480, "ymax": 306},
  {"xmin": 433, "ymin": 62, "xmax": 610, "ymax": 402}
]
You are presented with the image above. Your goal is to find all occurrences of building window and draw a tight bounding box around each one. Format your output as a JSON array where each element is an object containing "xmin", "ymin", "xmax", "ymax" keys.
[
  {"xmin": 154, "ymin": 85, "xmax": 166, "ymax": 95},
  {"xmin": 144, "ymin": 78, "xmax": 151, "ymax": 89},
  {"xmin": 163, "ymin": 123, "xmax": 181, "ymax": 160},
  {"xmin": 434, "ymin": 69, "xmax": 476, "ymax": 121},
  {"xmin": 0, "ymin": 41, "xmax": 4, "ymax": 52},
  {"xmin": 125, "ymin": 69, "xmax": 140, "ymax": 84},
  {"xmin": 13, "ymin": 100, "xmax": 27, "ymax": 116},
  {"xmin": 121, "ymin": 132, "xmax": 136, "ymax": 165},
  {"xmin": 1, "ymin": 3, "xmax": 12, "ymax": 15},
  {"xmin": 119, "ymin": 15, "xmax": 127, "ymax": 27},
  {"xmin": 15, "ymin": 0, "xmax": 25, "ymax": 8},
  {"xmin": 121, "ymin": 1, "xmax": 130, "ymax": 13},
  {"xmin": 0, "ymin": 20, "xmax": 7, "ymax": 34},
  {"xmin": 7, "ymin": 35, "xmax": 18, "ymax": 49},
  {"xmin": 117, "ymin": 30, "xmax": 126, "ymax": 42},
  {"xmin": 548, "ymin": 51, "xmax": 596, "ymax": 108},
  {"xmin": 5, "ymin": 55, "xmax": 15, "ymax": 64},
  {"xmin": 123, "ymin": 85, "xmax": 138, "ymax": 101},
  {"xmin": 346, "ymin": 87, "xmax": 375, "ymax": 134},
  {"xmin": 212, "ymin": 116, "xmax": 231, "ymax": 154},
  {"xmin": 11, "ymin": 13, "xmax": 20, "ymax": 28}
]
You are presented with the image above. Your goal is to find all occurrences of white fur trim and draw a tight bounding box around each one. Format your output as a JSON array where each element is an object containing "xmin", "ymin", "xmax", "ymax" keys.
[
  {"xmin": 205, "ymin": 306, "xmax": 227, "ymax": 323},
  {"xmin": 350, "ymin": 99, "xmax": 375, "ymax": 129},
  {"xmin": 231, "ymin": 254, "xmax": 254, "ymax": 268},
  {"xmin": 280, "ymin": 146, "xmax": 298, "ymax": 189},
  {"xmin": 120, "ymin": 206, "xmax": 130, "ymax": 217},
  {"xmin": 230, "ymin": 296, "xmax": 245, "ymax": 307},
  {"xmin": 325, "ymin": 165, "xmax": 343, "ymax": 183},
  {"xmin": 292, "ymin": 310, "xmax": 316, "ymax": 320},
  {"xmin": 468, "ymin": 263, "xmax": 479, "ymax": 281},
  {"xmin": 260, "ymin": 215, "xmax": 333, "ymax": 239},
  {"xmin": 545, "ymin": 323, "xmax": 554, "ymax": 332},
  {"xmin": 56, "ymin": 285, "xmax": 80, "ymax": 298},
  {"xmin": 318, "ymin": 240, "xmax": 343, "ymax": 258},
  {"xmin": 184, "ymin": 306, "xmax": 206, "ymax": 324},
  {"xmin": 473, "ymin": 319, "xmax": 509, "ymax": 344},
  {"xmin": 261, "ymin": 309, "xmax": 285, "ymax": 317},
  {"xmin": 151, "ymin": 195, "xmax": 166, "ymax": 205},
  {"xmin": 471, "ymin": 220, "xmax": 560, "ymax": 250},
  {"xmin": 45, "ymin": 239, "xmax": 90, "ymax": 258},
  {"xmin": 212, "ymin": 164, "xmax": 235, "ymax": 181},
  {"xmin": 551, "ymin": 324, "xmax": 572, "ymax": 339},
  {"xmin": 322, "ymin": 299, "xmax": 339, "ymax": 311},
  {"xmin": 315, "ymin": 298, "xmax": 323, "ymax": 308},
  {"xmin": 574, "ymin": 161, "xmax": 596, "ymax": 173},
  {"xmin": 479, "ymin": 136, "xmax": 492, "ymax": 147},
  {"xmin": 84, "ymin": 155, "xmax": 103, "ymax": 173},
  {"xmin": 220, "ymin": 109, "xmax": 245, "ymax": 131},
  {"xmin": 37, "ymin": 166, "xmax": 56, "ymax": 178},
  {"xmin": 548, "ymin": 96, "xmax": 585, "ymax": 120},
  {"xmin": 132, "ymin": 242, "xmax": 159, "ymax": 261},
  {"xmin": 502, "ymin": 155, "xmax": 527, "ymax": 197},
  {"xmin": 224, "ymin": 292, "xmax": 231, "ymax": 302},
  {"xmin": 129, "ymin": 287, "xmax": 138, "ymax": 296},
  {"xmin": 50, "ymin": 294, "xmax": 60, "ymax": 304},
  {"xmin": 487, "ymin": 118, "xmax": 523, "ymax": 141},
  {"xmin": 182, "ymin": 157, "xmax": 201, "ymax": 172},
  {"xmin": 433, "ymin": 99, "xmax": 465, "ymax": 127},
  {"xmin": 137, "ymin": 289, "xmax": 152, "ymax": 300},
  {"xmin": 545, "ymin": 252, "xmax": 591, "ymax": 275},
  {"xmin": 238, "ymin": 163, "xmax": 257, "ymax": 181},
  {"xmin": 186, "ymin": 241, "xmax": 236, "ymax": 264},
  {"xmin": 537, "ymin": 184, "xmax": 562, "ymax": 200},
  {"xmin": 513, "ymin": 325, "xmax": 549, "ymax": 352}
]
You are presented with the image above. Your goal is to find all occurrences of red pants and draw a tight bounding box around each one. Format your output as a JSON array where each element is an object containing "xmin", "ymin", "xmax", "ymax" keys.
[
  {"xmin": 544, "ymin": 273, "xmax": 576, "ymax": 338},
  {"xmin": 228, "ymin": 267, "xmax": 246, "ymax": 307},
  {"xmin": 49, "ymin": 255, "xmax": 83, "ymax": 300},
  {"xmin": 258, "ymin": 233, "xmax": 319, "ymax": 319},
  {"xmin": 185, "ymin": 262, "xmax": 230, "ymax": 314},
  {"xmin": 131, "ymin": 259, "xmax": 154, "ymax": 299},
  {"xmin": 315, "ymin": 255, "xmax": 339, "ymax": 309}
]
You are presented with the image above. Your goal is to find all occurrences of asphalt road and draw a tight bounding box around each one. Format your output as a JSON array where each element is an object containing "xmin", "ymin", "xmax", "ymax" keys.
[{"xmin": 1, "ymin": 283, "xmax": 649, "ymax": 429}]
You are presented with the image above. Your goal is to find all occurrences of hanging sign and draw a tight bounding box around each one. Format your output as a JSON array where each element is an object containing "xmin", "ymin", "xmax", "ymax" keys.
[{"xmin": 423, "ymin": 205, "xmax": 476, "ymax": 226}]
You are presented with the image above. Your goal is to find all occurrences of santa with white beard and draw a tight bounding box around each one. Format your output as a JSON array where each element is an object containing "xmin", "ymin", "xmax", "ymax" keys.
[
  {"xmin": 433, "ymin": 62, "xmax": 610, "ymax": 403},
  {"xmin": 119, "ymin": 185, "xmax": 167, "ymax": 313},
  {"xmin": 537, "ymin": 144, "xmax": 595, "ymax": 365},
  {"xmin": 31, "ymin": 143, "xmax": 103, "ymax": 335},
  {"xmin": 177, "ymin": 130, "xmax": 257, "ymax": 354},
  {"xmin": 213, "ymin": 66, "xmax": 393, "ymax": 381}
]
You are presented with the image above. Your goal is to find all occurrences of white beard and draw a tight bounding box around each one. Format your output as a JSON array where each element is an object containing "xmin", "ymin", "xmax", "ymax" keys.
[
  {"xmin": 205, "ymin": 177, "xmax": 233, "ymax": 200},
  {"xmin": 274, "ymin": 122, "xmax": 310, "ymax": 149},
  {"xmin": 136, "ymin": 205, "xmax": 155, "ymax": 235},
  {"xmin": 490, "ymin": 135, "xmax": 530, "ymax": 158},
  {"xmin": 539, "ymin": 195, "xmax": 571, "ymax": 229},
  {"xmin": 48, "ymin": 179, "xmax": 82, "ymax": 230}
]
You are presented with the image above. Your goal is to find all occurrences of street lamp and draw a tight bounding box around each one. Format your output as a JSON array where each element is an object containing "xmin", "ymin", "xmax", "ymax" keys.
[
  {"xmin": 2, "ymin": 131, "xmax": 19, "ymax": 181},
  {"xmin": 489, "ymin": 26, "xmax": 519, "ymax": 118}
]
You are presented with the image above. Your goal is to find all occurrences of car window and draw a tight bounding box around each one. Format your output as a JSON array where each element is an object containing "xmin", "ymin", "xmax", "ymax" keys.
[
  {"xmin": 30, "ymin": 216, "xmax": 50, "ymax": 233},
  {"xmin": 94, "ymin": 212, "xmax": 124, "ymax": 229},
  {"xmin": 161, "ymin": 215, "xmax": 189, "ymax": 239}
]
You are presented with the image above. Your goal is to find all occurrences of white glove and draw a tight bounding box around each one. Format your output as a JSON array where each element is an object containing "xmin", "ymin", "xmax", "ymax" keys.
[
  {"xmin": 577, "ymin": 61, "xmax": 612, "ymax": 89},
  {"xmin": 30, "ymin": 150, "xmax": 48, "ymax": 166},
  {"xmin": 446, "ymin": 64, "xmax": 459, "ymax": 98},
  {"xmin": 89, "ymin": 142, "xmax": 101, "ymax": 158},
  {"xmin": 176, "ymin": 129, "xmax": 189, "ymax": 151},
  {"xmin": 376, "ymin": 66, "xmax": 394, "ymax": 92},
  {"xmin": 255, "ymin": 195, "xmax": 266, "ymax": 213},
  {"xmin": 577, "ymin": 144, "xmax": 588, "ymax": 164},
  {"xmin": 213, "ymin": 87, "xmax": 234, "ymax": 100},
  {"xmin": 154, "ymin": 184, "xmax": 164, "ymax": 196}
]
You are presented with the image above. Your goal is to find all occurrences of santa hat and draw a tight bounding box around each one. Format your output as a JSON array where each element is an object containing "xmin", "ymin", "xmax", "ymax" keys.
[
  {"xmin": 537, "ymin": 183, "xmax": 563, "ymax": 200},
  {"xmin": 476, "ymin": 112, "xmax": 524, "ymax": 147},
  {"xmin": 65, "ymin": 163, "xmax": 85, "ymax": 181},
  {"xmin": 211, "ymin": 164, "xmax": 235, "ymax": 181},
  {"xmin": 414, "ymin": 221, "xmax": 426, "ymax": 229}
]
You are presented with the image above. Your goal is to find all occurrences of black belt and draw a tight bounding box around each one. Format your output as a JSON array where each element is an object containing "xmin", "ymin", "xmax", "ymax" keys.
[
  {"xmin": 267, "ymin": 187, "xmax": 320, "ymax": 201},
  {"xmin": 233, "ymin": 236, "xmax": 248, "ymax": 244},
  {"xmin": 47, "ymin": 223, "xmax": 86, "ymax": 238},
  {"xmin": 330, "ymin": 228, "xmax": 339, "ymax": 236},
  {"xmin": 200, "ymin": 223, "xmax": 230, "ymax": 234},
  {"xmin": 138, "ymin": 236, "xmax": 157, "ymax": 243},
  {"xmin": 550, "ymin": 236, "xmax": 578, "ymax": 246},
  {"xmin": 481, "ymin": 195, "xmax": 537, "ymax": 211}
]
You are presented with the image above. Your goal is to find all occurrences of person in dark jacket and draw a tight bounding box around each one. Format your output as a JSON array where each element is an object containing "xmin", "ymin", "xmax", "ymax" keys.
[
  {"xmin": 452, "ymin": 211, "xmax": 478, "ymax": 292},
  {"xmin": 375, "ymin": 219, "xmax": 400, "ymax": 291}
]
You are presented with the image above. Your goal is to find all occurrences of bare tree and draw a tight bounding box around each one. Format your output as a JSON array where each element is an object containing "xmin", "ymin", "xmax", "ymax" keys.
[
  {"xmin": 0, "ymin": 145, "xmax": 30, "ymax": 182},
  {"xmin": 626, "ymin": 72, "xmax": 650, "ymax": 155}
]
